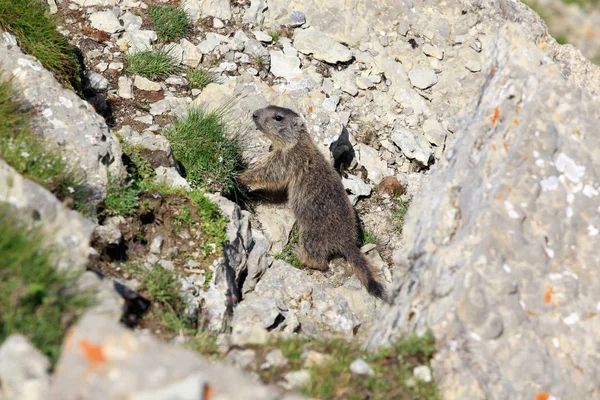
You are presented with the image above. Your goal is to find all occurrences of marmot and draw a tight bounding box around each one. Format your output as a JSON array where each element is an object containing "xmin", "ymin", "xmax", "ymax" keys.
[{"xmin": 237, "ymin": 105, "xmax": 387, "ymax": 301}]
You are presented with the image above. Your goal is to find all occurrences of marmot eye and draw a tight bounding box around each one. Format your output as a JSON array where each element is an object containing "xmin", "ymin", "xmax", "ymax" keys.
[{"xmin": 274, "ymin": 115, "xmax": 283, "ymax": 121}]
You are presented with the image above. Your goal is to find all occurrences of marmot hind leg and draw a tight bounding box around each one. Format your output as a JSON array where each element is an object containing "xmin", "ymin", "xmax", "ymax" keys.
[{"xmin": 295, "ymin": 232, "xmax": 329, "ymax": 271}]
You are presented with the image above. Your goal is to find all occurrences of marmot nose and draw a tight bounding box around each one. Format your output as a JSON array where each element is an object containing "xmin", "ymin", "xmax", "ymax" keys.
[{"xmin": 252, "ymin": 110, "xmax": 259, "ymax": 119}]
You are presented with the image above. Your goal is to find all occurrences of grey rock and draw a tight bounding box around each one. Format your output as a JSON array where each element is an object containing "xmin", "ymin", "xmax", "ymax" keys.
[
  {"xmin": 269, "ymin": 50, "xmax": 301, "ymax": 81},
  {"xmin": 264, "ymin": 349, "xmax": 289, "ymax": 369},
  {"xmin": 332, "ymin": 69, "xmax": 358, "ymax": 96},
  {"xmin": 0, "ymin": 335, "xmax": 50, "ymax": 400},
  {"xmin": 48, "ymin": 314, "xmax": 287, "ymax": 400},
  {"xmin": 47, "ymin": 0, "xmax": 58, "ymax": 14},
  {"xmin": 422, "ymin": 118, "xmax": 447, "ymax": 147},
  {"xmin": 165, "ymin": 75, "xmax": 188, "ymax": 86},
  {"xmin": 213, "ymin": 18, "xmax": 225, "ymax": 29},
  {"xmin": 242, "ymin": 231, "xmax": 272, "ymax": 295},
  {"xmin": 197, "ymin": 32, "xmax": 223, "ymax": 54},
  {"xmin": 357, "ymin": 143, "xmax": 388, "ymax": 184},
  {"xmin": 408, "ymin": 69, "xmax": 438, "ymax": 89},
  {"xmin": 118, "ymin": 76, "xmax": 134, "ymax": 99},
  {"xmin": 180, "ymin": 38, "xmax": 202, "ymax": 67},
  {"xmin": 108, "ymin": 61, "xmax": 124, "ymax": 71},
  {"xmin": 287, "ymin": 11, "xmax": 306, "ymax": 27},
  {"xmin": 0, "ymin": 160, "xmax": 94, "ymax": 271},
  {"xmin": 465, "ymin": 59, "xmax": 482, "ymax": 72},
  {"xmin": 150, "ymin": 235, "xmax": 164, "ymax": 254},
  {"xmin": 201, "ymin": 0, "xmax": 232, "ymax": 20},
  {"xmin": 120, "ymin": 12, "xmax": 142, "ymax": 31},
  {"xmin": 89, "ymin": 10, "xmax": 123, "ymax": 34},
  {"xmin": 391, "ymin": 126, "xmax": 433, "ymax": 166},
  {"xmin": 301, "ymin": 350, "xmax": 331, "ymax": 367},
  {"xmin": 413, "ymin": 365, "xmax": 432, "ymax": 382},
  {"xmin": 77, "ymin": 271, "xmax": 125, "ymax": 321},
  {"xmin": 84, "ymin": 71, "xmax": 109, "ymax": 92},
  {"xmin": 93, "ymin": 224, "xmax": 122, "ymax": 247},
  {"xmin": 422, "ymin": 44, "xmax": 444, "ymax": 60},
  {"xmin": 342, "ymin": 174, "xmax": 372, "ymax": 205},
  {"xmin": 71, "ymin": 0, "xmax": 118, "ymax": 5},
  {"xmin": 349, "ymin": 358, "xmax": 374, "ymax": 376},
  {"xmin": 369, "ymin": 22, "xmax": 600, "ymax": 400},
  {"xmin": 226, "ymin": 349, "xmax": 257, "ymax": 369},
  {"xmin": 293, "ymin": 27, "xmax": 353, "ymax": 63},
  {"xmin": 356, "ymin": 76, "xmax": 375, "ymax": 90},
  {"xmin": 149, "ymin": 96, "xmax": 191, "ymax": 116},
  {"xmin": 253, "ymin": 30, "xmax": 273, "ymax": 43},
  {"xmin": 254, "ymin": 204, "xmax": 295, "ymax": 253},
  {"xmin": 120, "ymin": 30, "xmax": 157, "ymax": 53},
  {"xmin": 282, "ymin": 370, "xmax": 311, "ymax": 390},
  {"xmin": 0, "ymin": 39, "xmax": 125, "ymax": 203},
  {"xmin": 133, "ymin": 75, "xmax": 161, "ymax": 91},
  {"xmin": 244, "ymin": 0, "xmax": 267, "ymax": 24}
]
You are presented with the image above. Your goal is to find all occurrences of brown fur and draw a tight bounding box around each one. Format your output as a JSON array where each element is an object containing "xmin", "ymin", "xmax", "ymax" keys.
[{"xmin": 237, "ymin": 105, "xmax": 387, "ymax": 301}]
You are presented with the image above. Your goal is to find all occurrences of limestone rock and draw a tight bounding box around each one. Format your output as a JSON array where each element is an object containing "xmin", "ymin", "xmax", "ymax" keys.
[
  {"xmin": 408, "ymin": 69, "xmax": 438, "ymax": 90},
  {"xmin": 293, "ymin": 27, "xmax": 353, "ymax": 64},
  {"xmin": 254, "ymin": 204, "xmax": 295, "ymax": 254},
  {"xmin": 0, "ymin": 34, "xmax": 126, "ymax": 202},
  {"xmin": 390, "ymin": 126, "xmax": 433, "ymax": 166},
  {"xmin": 369, "ymin": 23, "xmax": 600, "ymax": 400},
  {"xmin": 89, "ymin": 10, "xmax": 123, "ymax": 34},
  {"xmin": 0, "ymin": 335, "xmax": 50, "ymax": 400},
  {"xmin": 48, "ymin": 314, "xmax": 287, "ymax": 400},
  {"xmin": 269, "ymin": 50, "xmax": 301, "ymax": 81},
  {"xmin": 133, "ymin": 75, "xmax": 161, "ymax": 91}
]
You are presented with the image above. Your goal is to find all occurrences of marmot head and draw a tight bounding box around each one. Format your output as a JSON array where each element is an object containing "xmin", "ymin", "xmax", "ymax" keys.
[{"xmin": 252, "ymin": 105, "xmax": 306, "ymax": 148}]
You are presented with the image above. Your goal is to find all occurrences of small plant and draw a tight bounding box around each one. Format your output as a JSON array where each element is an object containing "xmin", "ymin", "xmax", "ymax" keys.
[
  {"xmin": 274, "ymin": 223, "xmax": 302, "ymax": 268},
  {"xmin": 187, "ymin": 68, "xmax": 215, "ymax": 90},
  {"xmin": 395, "ymin": 199, "xmax": 410, "ymax": 227},
  {"xmin": 268, "ymin": 30, "xmax": 281, "ymax": 42},
  {"xmin": 104, "ymin": 179, "xmax": 139, "ymax": 216},
  {"xmin": 167, "ymin": 108, "xmax": 243, "ymax": 190},
  {"xmin": 126, "ymin": 46, "xmax": 182, "ymax": 80},
  {"xmin": 255, "ymin": 55, "xmax": 265, "ymax": 69},
  {"xmin": 0, "ymin": 206, "xmax": 89, "ymax": 366},
  {"xmin": 149, "ymin": 5, "xmax": 190, "ymax": 41},
  {"xmin": 0, "ymin": 0, "xmax": 82, "ymax": 92},
  {"xmin": 189, "ymin": 190, "xmax": 228, "ymax": 249},
  {"xmin": 361, "ymin": 229, "xmax": 378, "ymax": 245}
]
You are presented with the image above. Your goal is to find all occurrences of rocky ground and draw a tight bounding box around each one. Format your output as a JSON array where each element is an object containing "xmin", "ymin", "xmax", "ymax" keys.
[{"xmin": 0, "ymin": 0, "xmax": 599, "ymax": 399}]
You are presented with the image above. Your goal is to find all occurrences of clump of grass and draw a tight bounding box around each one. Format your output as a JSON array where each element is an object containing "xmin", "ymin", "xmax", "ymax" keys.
[
  {"xmin": 274, "ymin": 223, "xmax": 302, "ymax": 268},
  {"xmin": 395, "ymin": 199, "xmax": 410, "ymax": 232},
  {"xmin": 361, "ymin": 229, "xmax": 378, "ymax": 245},
  {"xmin": 187, "ymin": 68, "xmax": 215, "ymax": 90},
  {"xmin": 255, "ymin": 55, "xmax": 266, "ymax": 69},
  {"xmin": 0, "ymin": 0, "xmax": 81, "ymax": 92},
  {"xmin": 189, "ymin": 190, "xmax": 228, "ymax": 249},
  {"xmin": 0, "ymin": 206, "xmax": 89, "ymax": 366},
  {"xmin": 268, "ymin": 30, "xmax": 281, "ymax": 42},
  {"xmin": 0, "ymin": 76, "xmax": 91, "ymax": 214},
  {"xmin": 167, "ymin": 107, "xmax": 243, "ymax": 190},
  {"xmin": 126, "ymin": 46, "xmax": 182, "ymax": 80},
  {"xmin": 104, "ymin": 179, "xmax": 139, "ymax": 216},
  {"xmin": 253, "ymin": 333, "xmax": 439, "ymax": 399},
  {"xmin": 150, "ymin": 5, "xmax": 190, "ymax": 41}
]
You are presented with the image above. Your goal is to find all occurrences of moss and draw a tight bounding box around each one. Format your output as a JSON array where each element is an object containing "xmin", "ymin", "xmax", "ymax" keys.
[
  {"xmin": 0, "ymin": 206, "xmax": 88, "ymax": 366},
  {"xmin": 0, "ymin": 0, "xmax": 82, "ymax": 93}
]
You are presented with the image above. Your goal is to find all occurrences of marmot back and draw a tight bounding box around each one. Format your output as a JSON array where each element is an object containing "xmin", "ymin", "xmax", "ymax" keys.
[{"xmin": 237, "ymin": 105, "xmax": 387, "ymax": 301}]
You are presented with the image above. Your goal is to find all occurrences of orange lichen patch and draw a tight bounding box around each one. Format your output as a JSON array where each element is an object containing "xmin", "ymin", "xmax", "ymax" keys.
[
  {"xmin": 535, "ymin": 393, "xmax": 550, "ymax": 400},
  {"xmin": 503, "ymin": 142, "xmax": 509, "ymax": 151},
  {"xmin": 490, "ymin": 107, "xmax": 500, "ymax": 125},
  {"xmin": 513, "ymin": 118, "xmax": 519, "ymax": 125},
  {"xmin": 79, "ymin": 339, "xmax": 106, "ymax": 367},
  {"xmin": 491, "ymin": 144, "xmax": 497, "ymax": 151},
  {"xmin": 526, "ymin": 310, "xmax": 537, "ymax": 316},
  {"xmin": 586, "ymin": 29, "xmax": 597, "ymax": 38},
  {"xmin": 496, "ymin": 194, "xmax": 503, "ymax": 200},
  {"xmin": 308, "ymin": 106, "xmax": 313, "ymax": 113},
  {"xmin": 203, "ymin": 384, "xmax": 214, "ymax": 400},
  {"xmin": 572, "ymin": 129, "xmax": 581, "ymax": 136},
  {"xmin": 544, "ymin": 287, "xmax": 555, "ymax": 304},
  {"xmin": 491, "ymin": 66, "xmax": 497, "ymax": 74}
]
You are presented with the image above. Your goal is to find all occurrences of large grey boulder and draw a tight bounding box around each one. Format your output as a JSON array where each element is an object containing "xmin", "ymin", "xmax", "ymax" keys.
[
  {"xmin": 0, "ymin": 335, "xmax": 50, "ymax": 400},
  {"xmin": 47, "ymin": 314, "xmax": 298, "ymax": 400},
  {"xmin": 0, "ymin": 159, "xmax": 94, "ymax": 272},
  {"xmin": 0, "ymin": 32, "xmax": 125, "ymax": 203},
  {"xmin": 368, "ymin": 23, "xmax": 600, "ymax": 400}
]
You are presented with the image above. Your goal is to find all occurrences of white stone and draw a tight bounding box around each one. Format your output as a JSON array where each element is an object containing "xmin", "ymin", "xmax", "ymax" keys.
[
  {"xmin": 350, "ymin": 358, "xmax": 374, "ymax": 376},
  {"xmin": 413, "ymin": 365, "xmax": 432, "ymax": 382},
  {"xmin": 357, "ymin": 143, "xmax": 388, "ymax": 184},
  {"xmin": 134, "ymin": 75, "xmax": 161, "ymax": 91},
  {"xmin": 269, "ymin": 50, "xmax": 301, "ymax": 82},
  {"xmin": 294, "ymin": 27, "xmax": 353, "ymax": 63},
  {"xmin": 423, "ymin": 44, "xmax": 444, "ymax": 60},
  {"xmin": 89, "ymin": 10, "xmax": 123, "ymax": 34},
  {"xmin": 180, "ymin": 39, "xmax": 202, "ymax": 67},
  {"xmin": 118, "ymin": 76, "xmax": 134, "ymax": 99},
  {"xmin": 408, "ymin": 69, "xmax": 438, "ymax": 89},
  {"xmin": 253, "ymin": 30, "xmax": 273, "ymax": 43}
]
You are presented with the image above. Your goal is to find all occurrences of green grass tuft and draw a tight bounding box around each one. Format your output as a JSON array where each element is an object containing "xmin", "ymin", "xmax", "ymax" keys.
[
  {"xmin": 187, "ymin": 68, "xmax": 216, "ymax": 90},
  {"xmin": 361, "ymin": 229, "xmax": 378, "ymax": 245},
  {"xmin": 104, "ymin": 180, "xmax": 139, "ymax": 216},
  {"xmin": 167, "ymin": 108, "xmax": 243, "ymax": 190},
  {"xmin": 274, "ymin": 223, "xmax": 302, "ymax": 268},
  {"xmin": 0, "ymin": 206, "xmax": 88, "ymax": 366},
  {"xmin": 126, "ymin": 47, "xmax": 183, "ymax": 80},
  {"xmin": 150, "ymin": 5, "xmax": 190, "ymax": 41},
  {"xmin": 268, "ymin": 30, "xmax": 281, "ymax": 42},
  {"xmin": 0, "ymin": 76, "xmax": 91, "ymax": 214},
  {"xmin": 395, "ymin": 199, "xmax": 410, "ymax": 232},
  {"xmin": 0, "ymin": 0, "xmax": 82, "ymax": 92}
]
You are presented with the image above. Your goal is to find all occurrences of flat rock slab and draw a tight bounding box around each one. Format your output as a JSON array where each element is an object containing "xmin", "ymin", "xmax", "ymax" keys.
[
  {"xmin": 48, "ymin": 314, "xmax": 295, "ymax": 400},
  {"xmin": 293, "ymin": 27, "xmax": 353, "ymax": 64}
]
